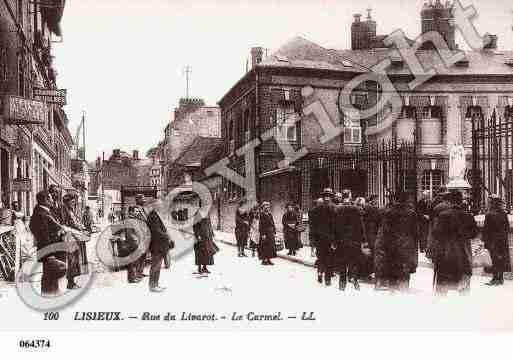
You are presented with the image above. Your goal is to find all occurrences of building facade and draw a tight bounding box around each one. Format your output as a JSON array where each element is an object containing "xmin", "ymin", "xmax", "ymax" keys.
[
  {"xmin": 0, "ymin": 0, "xmax": 72, "ymax": 215},
  {"xmin": 217, "ymin": 1, "xmax": 513, "ymax": 230},
  {"xmin": 160, "ymin": 98, "xmax": 221, "ymax": 192}
]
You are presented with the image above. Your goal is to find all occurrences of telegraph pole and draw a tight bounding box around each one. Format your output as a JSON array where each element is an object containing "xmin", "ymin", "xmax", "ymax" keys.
[
  {"xmin": 82, "ymin": 110, "xmax": 86, "ymax": 160},
  {"xmin": 183, "ymin": 65, "xmax": 192, "ymax": 98}
]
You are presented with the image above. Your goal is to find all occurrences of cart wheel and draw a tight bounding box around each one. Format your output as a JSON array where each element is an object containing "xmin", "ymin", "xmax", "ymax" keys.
[{"xmin": 164, "ymin": 251, "xmax": 171, "ymax": 269}]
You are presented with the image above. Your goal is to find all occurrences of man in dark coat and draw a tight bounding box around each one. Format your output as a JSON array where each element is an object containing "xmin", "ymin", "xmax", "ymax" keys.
[
  {"xmin": 235, "ymin": 199, "xmax": 251, "ymax": 257},
  {"xmin": 29, "ymin": 190, "xmax": 66, "ymax": 296},
  {"xmin": 482, "ymin": 194, "xmax": 511, "ymax": 286},
  {"xmin": 361, "ymin": 194, "xmax": 382, "ymax": 279},
  {"xmin": 417, "ymin": 191, "xmax": 431, "ymax": 253},
  {"xmin": 431, "ymin": 191, "xmax": 477, "ymax": 296},
  {"xmin": 308, "ymin": 198, "xmax": 323, "ymax": 258},
  {"xmin": 146, "ymin": 199, "xmax": 173, "ymax": 292},
  {"xmin": 283, "ymin": 203, "xmax": 301, "ymax": 256},
  {"xmin": 333, "ymin": 189, "xmax": 365, "ymax": 291},
  {"xmin": 133, "ymin": 194, "xmax": 149, "ymax": 279},
  {"xmin": 426, "ymin": 191, "xmax": 452, "ymax": 260},
  {"xmin": 258, "ymin": 202, "xmax": 277, "ymax": 265},
  {"xmin": 374, "ymin": 191, "xmax": 418, "ymax": 292},
  {"xmin": 61, "ymin": 194, "xmax": 86, "ymax": 290},
  {"xmin": 312, "ymin": 188, "xmax": 337, "ymax": 285}
]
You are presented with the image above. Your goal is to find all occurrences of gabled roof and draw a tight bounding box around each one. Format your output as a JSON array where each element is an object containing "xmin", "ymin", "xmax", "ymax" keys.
[
  {"xmin": 174, "ymin": 136, "xmax": 223, "ymax": 168},
  {"xmin": 259, "ymin": 36, "xmax": 513, "ymax": 77},
  {"xmin": 259, "ymin": 36, "xmax": 368, "ymax": 73}
]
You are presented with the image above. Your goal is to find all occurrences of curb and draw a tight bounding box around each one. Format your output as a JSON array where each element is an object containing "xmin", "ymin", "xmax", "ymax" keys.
[
  {"xmin": 216, "ymin": 233, "xmax": 490, "ymax": 276},
  {"xmin": 217, "ymin": 238, "xmax": 316, "ymax": 268}
]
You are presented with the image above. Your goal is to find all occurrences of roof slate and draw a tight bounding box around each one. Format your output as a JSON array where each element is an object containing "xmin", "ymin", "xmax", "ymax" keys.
[
  {"xmin": 174, "ymin": 137, "xmax": 223, "ymax": 167},
  {"xmin": 259, "ymin": 36, "xmax": 513, "ymax": 77}
]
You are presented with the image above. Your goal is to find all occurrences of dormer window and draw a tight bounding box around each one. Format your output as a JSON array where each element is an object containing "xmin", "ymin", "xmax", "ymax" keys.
[
  {"xmin": 391, "ymin": 55, "xmax": 404, "ymax": 67},
  {"xmin": 455, "ymin": 57, "xmax": 469, "ymax": 67},
  {"xmin": 341, "ymin": 60, "xmax": 353, "ymax": 68},
  {"xmin": 276, "ymin": 55, "xmax": 289, "ymax": 62}
]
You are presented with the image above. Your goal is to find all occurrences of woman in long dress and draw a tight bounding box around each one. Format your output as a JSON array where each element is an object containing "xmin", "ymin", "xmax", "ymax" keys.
[
  {"xmin": 258, "ymin": 202, "xmax": 277, "ymax": 265},
  {"xmin": 193, "ymin": 209, "xmax": 218, "ymax": 275},
  {"xmin": 248, "ymin": 205, "xmax": 260, "ymax": 257},
  {"xmin": 282, "ymin": 203, "xmax": 301, "ymax": 256},
  {"xmin": 11, "ymin": 201, "xmax": 30, "ymax": 276},
  {"xmin": 61, "ymin": 194, "xmax": 87, "ymax": 289}
]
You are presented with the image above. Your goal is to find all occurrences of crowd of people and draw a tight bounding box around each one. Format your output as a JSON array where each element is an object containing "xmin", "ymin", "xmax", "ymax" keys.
[
  {"xmin": 29, "ymin": 185, "xmax": 93, "ymax": 295},
  {"xmin": 24, "ymin": 182, "xmax": 512, "ymax": 297},
  {"xmin": 232, "ymin": 186, "xmax": 512, "ymax": 295},
  {"xmin": 308, "ymin": 187, "xmax": 511, "ymax": 294}
]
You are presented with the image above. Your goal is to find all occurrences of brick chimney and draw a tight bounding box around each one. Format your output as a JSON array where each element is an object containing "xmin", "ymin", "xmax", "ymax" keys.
[
  {"xmin": 351, "ymin": 11, "xmax": 376, "ymax": 50},
  {"xmin": 133, "ymin": 150, "xmax": 139, "ymax": 160},
  {"xmin": 251, "ymin": 47, "xmax": 263, "ymax": 68},
  {"xmin": 483, "ymin": 33, "xmax": 498, "ymax": 50}
]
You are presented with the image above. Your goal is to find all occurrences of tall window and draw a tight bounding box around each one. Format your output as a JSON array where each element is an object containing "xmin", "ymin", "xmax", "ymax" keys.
[
  {"xmin": 421, "ymin": 170, "xmax": 443, "ymax": 196},
  {"xmin": 243, "ymin": 109, "xmax": 250, "ymax": 143},
  {"xmin": 276, "ymin": 103, "xmax": 298, "ymax": 142},
  {"xmin": 342, "ymin": 111, "xmax": 362, "ymax": 144},
  {"xmin": 17, "ymin": 0, "xmax": 23, "ymax": 28},
  {"xmin": 18, "ymin": 55, "xmax": 25, "ymax": 97}
]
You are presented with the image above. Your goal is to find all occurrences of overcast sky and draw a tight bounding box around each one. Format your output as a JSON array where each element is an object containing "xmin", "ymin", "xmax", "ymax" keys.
[{"xmin": 51, "ymin": 0, "xmax": 513, "ymax": 161}]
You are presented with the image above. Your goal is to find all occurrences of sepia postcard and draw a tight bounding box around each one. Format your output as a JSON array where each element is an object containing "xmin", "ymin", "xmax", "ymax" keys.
[{"xmin": 1, "ymin": 0, "xmax": 513, "ymax": 354}]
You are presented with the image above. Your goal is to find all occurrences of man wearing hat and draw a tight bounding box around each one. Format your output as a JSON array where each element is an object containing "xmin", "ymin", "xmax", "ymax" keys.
[
  {"xmin": 333, "ymin": 189, "xmax": 365, "ymax": 291},
  {"xmin": 311, "ymin": 188, "xmax": 337, "ymax": 286},
  {"xmin": 361, "ymin": 194, "xmax": 381, "ymax": 279},
  {"xmin": 482, "ymin": 194, "xmax": 511, "ymax": 286},
  {"xmin": 133, "ymin": 194, "xmax": 150, "ymax": 280},
  {"xmin": 431, "ymin": 190, "xmax": 477, "ymax": 295}
]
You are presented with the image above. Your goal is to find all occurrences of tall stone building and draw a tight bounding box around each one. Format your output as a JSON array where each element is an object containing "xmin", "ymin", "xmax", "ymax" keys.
[
  {"xmin": 0, "ymin": 0, "xmax": 73, "ymax": 215},
  {"xmin": 160, "ymin": 97, "xmax": 221, "ymax": 192}
]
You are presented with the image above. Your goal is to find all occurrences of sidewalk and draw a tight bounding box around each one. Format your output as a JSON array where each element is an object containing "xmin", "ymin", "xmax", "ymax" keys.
[{"xmin": 214, "ymin": 230, "xmax": 486, "ymax": 275}]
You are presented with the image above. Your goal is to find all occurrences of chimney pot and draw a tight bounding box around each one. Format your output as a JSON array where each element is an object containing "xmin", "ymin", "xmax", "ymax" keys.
[{"xmin": 250, "ymin": 47, "xmax": 263, "ymax": 68}]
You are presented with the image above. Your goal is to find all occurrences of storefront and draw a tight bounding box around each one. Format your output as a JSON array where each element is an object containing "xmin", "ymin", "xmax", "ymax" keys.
[{"xmin": 11, "ymin": 128, "xmax": 33, "ymax": 215}]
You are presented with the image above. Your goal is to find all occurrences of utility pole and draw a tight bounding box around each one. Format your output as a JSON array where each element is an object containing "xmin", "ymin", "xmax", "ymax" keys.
[
  {"xmin": 183, "ymin": 65, "xmax": 192, "ymax": 98},
  {"xmin": 82, "ymin": 110, "xmax": 86, "ymax": 161},
  {"xmin": 101, "ymin": 151, "xmax": 105, "ymax": 219}
]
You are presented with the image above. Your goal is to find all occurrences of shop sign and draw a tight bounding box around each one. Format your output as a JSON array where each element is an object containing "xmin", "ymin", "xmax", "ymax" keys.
[
  {"xmin": 12, "ymin": 178, "xmax": 32, "ymax": 192},
  {"xmin": 33, "ymin": 88, "xmax": 67, "ymax": 105},
  {"xmin": 3, "ymin": 96, "xmax": 47, "ymax": 125}
]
